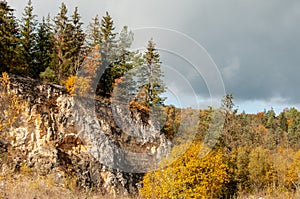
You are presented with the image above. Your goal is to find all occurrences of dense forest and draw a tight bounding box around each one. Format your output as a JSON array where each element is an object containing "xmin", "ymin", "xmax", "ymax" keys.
[{"xmin": 1, "ymin": 1, "xmax": 300, "ymax": 198}]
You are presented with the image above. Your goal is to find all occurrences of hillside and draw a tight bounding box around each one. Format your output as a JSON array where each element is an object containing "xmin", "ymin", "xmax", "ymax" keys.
[{"xmin": 2, "ymin": 74, "xmax": 300, "ymax": 198}]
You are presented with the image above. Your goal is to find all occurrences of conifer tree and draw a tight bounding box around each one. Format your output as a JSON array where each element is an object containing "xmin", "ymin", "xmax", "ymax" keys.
[
  {"xmin": 97, "ymin": 12, "xmax": 118, "ymax": 96},
  {"xmin": 113, "ymin": 26, "xmax": 134, "ymax": 77},
  {"xmin": 0, "ymin": 1, "xmax": 20, "ymax": 73},
  {"xmin": 135, "ymin": 39, "xmax": 166, "ymax": 108},
  {"xmin": 36, "ymin": 15, "xmax": 54, "ymax": 79},
  {"xmin": 20, "ymin": 0, "xmax": 38, "ymax": 77},
  {"xmin": 87, "ymin": 13, "xmax": 136, "ymax": 97},
  {"xmin": 51, "ymin": 4, "xmax": 85, "ymax": 82},
  {"xmin": 52, "ymin": 3, "xmax": 78, "ymax": 82},
  {"xmin": 70, "ymin": 7, "xmax": 85, "ymax": 75},
  {"xmin": 86, "ymin": 14, "xmax": 101, "ymax": 51}
]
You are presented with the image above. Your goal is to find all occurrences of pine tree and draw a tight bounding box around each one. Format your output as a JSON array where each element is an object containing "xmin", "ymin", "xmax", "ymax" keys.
[
  {"xmin": 20, "ymin": 0, "xmax": 38, "ymax": 77},
  {"xmin": 52, "ymin": 2, "xmax": 76, "ymax": 82},
  {"xmin": 112, "ymin": 27, "xmax": 141, "ymax": 105},
  {"xmin": 0, "ymin": 1, "xmax": 20, "ymax": 73},
  {"xmin": 113, "ymin": 26, "xmax": 134, "ymax": 77},
  {"xmin": 36, "ymin": 15, "xmax": 54, "ymax": 79},
  {"xmin": 86, "ymin": 14, "xmax": 101, "ymax": 51},
  {"xmin": 136, "ymin": 39, "xmax": 166, "ymax": 108},
  {"xmin": 70, "ymin": 7, "xmax": 85, "ymax": 75},
  {"xmin": 51, "ymin": 3, "xmax": 85, "ymax": 82},
  {"xmin": 96, "ymin": 12, "xmax": 118, "ymax": 96}
]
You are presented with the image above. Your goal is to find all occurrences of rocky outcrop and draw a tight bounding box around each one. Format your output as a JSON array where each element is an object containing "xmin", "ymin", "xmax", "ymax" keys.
[{"xmin": 0, "ymin": 75, "xmax": 171, "ymax": 197}]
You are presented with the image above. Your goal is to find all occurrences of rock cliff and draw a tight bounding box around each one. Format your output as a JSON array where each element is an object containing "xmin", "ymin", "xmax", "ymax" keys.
[{"xmin": 0, "ymin": 75, "xmax": 171, "ymax": 197}]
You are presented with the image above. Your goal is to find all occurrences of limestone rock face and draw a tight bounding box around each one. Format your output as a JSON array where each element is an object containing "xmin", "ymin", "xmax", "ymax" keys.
[{"xmin": 0, "ymin": 75, "xmax": 171, "ymax": 196}]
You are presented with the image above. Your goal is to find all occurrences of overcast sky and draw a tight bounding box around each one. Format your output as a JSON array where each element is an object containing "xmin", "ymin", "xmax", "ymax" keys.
[{"xmin": 6, "ymin": 0, "xmax": 300, "ymax": 113}]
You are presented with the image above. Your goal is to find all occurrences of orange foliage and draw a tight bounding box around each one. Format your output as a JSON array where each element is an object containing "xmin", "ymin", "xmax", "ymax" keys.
[
  {"xmin": 258, "ymin": 124, "xmax": 268, "ymax": 133},
  {"xmin": 287, "ymin": 119, "xmax": 293, "ymax": 127}
]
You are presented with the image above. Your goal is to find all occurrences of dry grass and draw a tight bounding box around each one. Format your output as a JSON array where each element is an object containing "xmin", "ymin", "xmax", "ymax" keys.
[
  {"xmin": 1, "ymin": 174, "xmax": 300, "ymax": 199},
  {"xmin": 0, "ymin": 173, "xmax": 139, "ymax": 199},
  {"xmin": 236, "ymin": 190, "xmax": 300, "ymax": 199}
]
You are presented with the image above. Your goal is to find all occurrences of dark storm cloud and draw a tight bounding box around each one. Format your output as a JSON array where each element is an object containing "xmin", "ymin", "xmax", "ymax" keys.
[
  {"xmin": 181, "ymin": 0, "xmax": 300, "ymax": 104},
  {"xmin": 7, "ymin": 0, "xmax": 300, "ymax": 108}
]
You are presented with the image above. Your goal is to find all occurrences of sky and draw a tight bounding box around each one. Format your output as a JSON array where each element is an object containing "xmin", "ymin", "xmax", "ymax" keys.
[{"xmin": 6, "ymin": 0, "xmax": 300, "ymax": 114}]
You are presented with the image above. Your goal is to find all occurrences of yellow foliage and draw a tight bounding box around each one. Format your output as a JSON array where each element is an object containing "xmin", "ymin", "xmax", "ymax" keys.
[
  {"xmin": 129, "ymin": 99, "xmax": 150, "ymax": 114},
  {"xmin": 258, "ymin": 124, "xmax": 268, "ymax": 133},
  {"xmin": 248, "ymin": 147, "xmax": 274, "ymax": 191},
  {"xmin": 271, "ymin": 147, "xmax": 295, "ymax": 190},
  {"xmin": 287, "ymin": 150, "xmax": 300, "ymax": 188},
  {"xmin": 64, "ymin": 75, "xmax": 93, "ymax": 97},
  {"xmin": 0, "ymin": 72, "xmax": 10, "ymax": 88},
  {"xmin": 0, "ymin": 73, "xmax": 27, "ymax": 133},
  {"xmin": 64, "ymin": 75, "xmax": 77, "ymax": 96},
  {"xmin": 287, "ymin": 119, "xmax": 293, "ymax": 127},
  {"xmin": 63, "ymin": 173, "xmax": 77, "ymax": 191},
  {"xmin": 64, "ymin": 46, "xmax": 101, "ymax": 97},
  {"xmin": 20, "ymin": 163, "xmax": 33, "ymax": 175},
  {"xmin": 140, "ymin": 143, "xmax": 230, "ymax": 199}
]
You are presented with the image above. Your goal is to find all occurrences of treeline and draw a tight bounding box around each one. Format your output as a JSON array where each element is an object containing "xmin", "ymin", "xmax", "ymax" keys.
[
  {"xmin": 1, "ymin": 0, "xmax": 84, "ymax": 79},
  {"xmin": 142, "ymin": 97, "xmax": 300, "ymax": 198},
  {"xmin": 0, "ymin": 0, "xmax": 165, "ymax": 104}
]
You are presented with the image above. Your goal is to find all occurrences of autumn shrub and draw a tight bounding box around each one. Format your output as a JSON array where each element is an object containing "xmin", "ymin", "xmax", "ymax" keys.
[
  {"xmin": 64, "ymin": 75, "xmax": 93, "ymax": 97},
  {"xmin": 248, "ymin": 147, "xmax": 275, "ymax": 192},
  {"xmin": 140, "ymin": 142, "xmax": 230, "ymax": 199},
  {"xmin": 0, "ymin": 72, "xmax": 27, "ymax": 134},
  {"xmin": 287, "ymin": 150, "xmax": 300, "ymax": 190}
]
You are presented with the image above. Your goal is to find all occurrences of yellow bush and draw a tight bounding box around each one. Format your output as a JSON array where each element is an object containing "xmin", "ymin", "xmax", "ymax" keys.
[
  {"xmin": 287, "ymin": 150, "xmax": 300, "ymax": 189},
  {"xmin": 0, "ymin": 72, "xmax": 27, "ymax": 133},
  {"xmin": 64, "ymin": 75, "xmax": 93, "ymax": 97},
  {"xmin": 64, "ymin": 75, "xmax": 77, "ymax": 96},
  {"xmin": 248, "ymin": 147, "xmax": 274, "ymax": 191},
  {"xmin": 140, "ymin": 143, "xmax": 230, "ymax": 199}
]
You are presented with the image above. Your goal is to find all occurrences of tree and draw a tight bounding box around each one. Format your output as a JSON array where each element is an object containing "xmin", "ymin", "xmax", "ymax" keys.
[
  {"xmin": 36, "ymin": 15, "xmax": 54, "ymax": 79},
  {"xmin": 65, "ymin": 45, "xmax": 101, "ymax": 97},
  {"xmin": 52, "ymin": 3, "xmax": 84, "ymax": 82},
  {"xmin": 0, "ymin": 1, "xmax": 20, "ymax": 73},
  {"xmin": 112, "ymin": 26, "xmax": 134, "ymax": 78},
  {"xmin": 69, "ymin": 7, "xmax": 85, "ymax": 74},
  {"xmin": 248, "ymin": 147, "xmax": 274, "ymax": 191},
  {"xmin": 19, "ymin": 0, "xmax": 38, "ymax": 77},
  {"xmin": 140, "ymin": 143, "xmax": 230, "ymax": 199},
  {"xmin": 86, "ymin": 14, "xmax": 101, "ymax": 51},
  {"xmin": 96, "ymin": 11, "xmax": 118, "ymax": 96},
  {"xmin": 52, "ymin": 2, "xmax": 71, "ymax": 81},
  {"xmin": 265, "ymin": 108, "xmax": 276, "ymax": 128},
  {"xmin": 222, "ymin": 93, "xmax": 234, "ymax": 114},
  {"xmin": 134, "ymin": 39, "xmax": 166, "ymax": 108}
]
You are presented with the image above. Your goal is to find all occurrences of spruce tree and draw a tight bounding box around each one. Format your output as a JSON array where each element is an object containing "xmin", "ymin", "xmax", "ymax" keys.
[
  {"xmin": 86, "ymin": 14, "xmax": 101, "ymax": 52},
  {"xmin": 111, "ymin": 26, "xmax": 137, "ymax": 102},
  {"xmin": 20, "ymin": 0, "xmax": 38, "ymax": 77},
  {"xmin": 36, "ymin": 15, "xmax": 54, "ymax": 79},
  {"xmin": 70, "ymin": 7, "xmax": 85, "ymax": 75},
  {"xmin": 97, "ymin": 12, "xmax": 118, "ymax": 96},
  {"xmin": 136, "ymin": 39, "xmax": 166, "ymax": 108},
  {"xmin": 113, "ymin": 26, "xmax": 134, "ymax": 78},
  {"xmin": 52, "ymin": 2, "xmax": 73, "ymax": 82},
  {"xmin": 0, "ymin": 1, "xmax": 20, "ymax": 73},
  {"xmin": 52, "ymin": 3, "xmax": 85, "ymax": 82}
]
